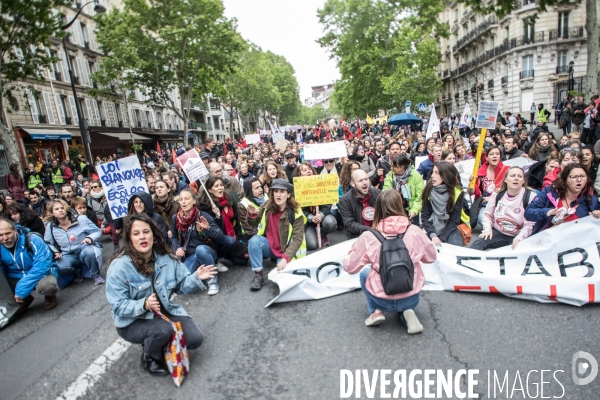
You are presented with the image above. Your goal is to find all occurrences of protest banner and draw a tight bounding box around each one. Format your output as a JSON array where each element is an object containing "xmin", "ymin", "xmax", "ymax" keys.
[
  {"xmin": 0, "ymin": 271, "xmax": 20, "ymax": 329},
  {"xmin": 97, "ymin": 155, "xmax": 149, "ymax": 219},
  {"xmin": 293, "ymin": 174, "xmax": 340, "ymax": 208},
  {"xmin": 177, "ymin": 148, "xmax": 209, "ymax": 183},
  {"xmin": 414, "ymin": 155, "xmax": 428, "ymax": 172},
  {"xmin": 455, "ymin": 158, "xmax": 476, "ymax": 188},
  {"xmin": 266, "ymin": 217, "xmax": 600, "ymax": 307},
  {"xmin": 426, "ymin": 104, "xmax": 440, "ymax": 139},
  {"xmin": 303, "ymin": 141, "xmax": 348, "ymax": 161},
  {"xmin": 245, "ymin": 134, "xmax": 260, "ymax": 145},
  {"xmin": 503, "ymin": 156, "xmax": 536, "ymax": 172},
  {"xmin": 272, "ymin": 132, "xmax": 285, "ymax": 143}
]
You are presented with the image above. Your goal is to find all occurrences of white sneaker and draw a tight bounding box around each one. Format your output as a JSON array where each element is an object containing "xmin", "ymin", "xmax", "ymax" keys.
[
  {"xmin": 216, "ymin": 262, "xmax": 228, "ymax": 272},
  {"xmin": 403, "ymin": 309, "xmax": 423, "ymax": 334},
  {"xmin": 207, "ymin": 283, "xmax": 219, "ymax": 296}
]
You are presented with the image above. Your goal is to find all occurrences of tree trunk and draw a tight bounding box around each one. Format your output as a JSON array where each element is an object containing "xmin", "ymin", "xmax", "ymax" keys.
[
  {"xmin": 585, "ymin": 0, "xmax": 598, "ymax": 99},
  {"xmin": 0, "ymin": 123, "xmax": 22, "ymax": 167}
]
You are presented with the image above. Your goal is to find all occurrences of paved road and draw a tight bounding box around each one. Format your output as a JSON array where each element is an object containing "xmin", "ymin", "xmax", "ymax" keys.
[{"xmin": 1, "ymin": 230, "xmax": 599, "ymax": 400}]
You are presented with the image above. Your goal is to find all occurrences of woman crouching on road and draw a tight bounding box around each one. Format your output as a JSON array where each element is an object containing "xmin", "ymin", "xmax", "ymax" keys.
[
  {"xmin": 106, "ymin": 213, "xmax": 217, "ymax": 376},
  {"xmin": 343, "ymin": 190, "xmax": 436, "ymax": 334},
  {"xmin": 247, "ymin": 179, "xmax": 307, "ymax": 291}
]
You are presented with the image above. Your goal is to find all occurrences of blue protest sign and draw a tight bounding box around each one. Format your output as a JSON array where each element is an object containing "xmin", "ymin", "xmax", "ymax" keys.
[{"xmin": 97, "ymin": 155, "xmax": 149, "ymax": 219}]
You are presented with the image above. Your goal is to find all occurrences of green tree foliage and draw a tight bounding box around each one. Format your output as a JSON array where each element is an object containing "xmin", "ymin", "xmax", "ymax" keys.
[
  {"xmin": 318, "ymin": 0, "xmax": 448, "ymax": 118},
  {"xmin": 0, "ymin": 0, "xmax": 67, "ymax": 165},
  {"xmin": 297, "ymin": 104, "xmax": 327, "ymax": 125},
  {"xmin": 456, "ymin": 0, "xmax": 596, "ymax": 98},
  {"xmin": 94, "ymin": 0, "xmax": 245, "ymax": 146}
]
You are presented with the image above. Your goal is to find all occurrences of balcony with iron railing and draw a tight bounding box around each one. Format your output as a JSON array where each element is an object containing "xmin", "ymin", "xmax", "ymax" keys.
[
  {"xmin": 501, "ymin": 76, "xmax": 509, "ymax": 85},
  {"xmin": 549, "ymin": 27, "xmax": 584, "ymax": 41},
  {"xmin": 33, "ymin": 114, "xmax": 48, "ymax": 124},
  {"xmin": 54, "ymin": 71, "xmax": 62, "ymax": 81},
  {"xmin": 65, "ymin": 116, "xmax": 72, "ymax": 125},
  {"xmin": 443, "ymin": 69, "xmax": 449, "ymax": 78},
  {"xmin": 452, "ymin": 15, "xmax": 497, "ymax": 53},
  {"xmin": 487, "ymin": 79, "xmax": 494, "ymax": 89},
  {"xmin": 556, "ymin": 65, "xmax": 569, "ymax": 75},
  {"xmin": 520, "ymin": 70, "xmax": 535, "ymax": 79}
]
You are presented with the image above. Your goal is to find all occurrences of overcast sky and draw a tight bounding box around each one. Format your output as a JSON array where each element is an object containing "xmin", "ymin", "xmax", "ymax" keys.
[{"xmin": 222, "ymin": 0, "xmax": 340, "ymax": 102}]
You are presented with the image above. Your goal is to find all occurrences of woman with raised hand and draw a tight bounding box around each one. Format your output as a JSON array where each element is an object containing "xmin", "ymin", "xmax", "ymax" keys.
[
  {"xmin": 343, "ymin": 189, "xmax": 436, "ymax": 333},
  {"xmin": 247, "ymin": 179, "xmax": 306, "ymax": 291},
  {"xmin": 525, "ymin": 163, "xmax": 600, "ymax": 234},
  {"xmin": 106, "ymin": 213, "xmax": 216, "ymax": 377},
  {"xmin": 421, "ymin": 162, "xmax": 469, "ymax": 247},
  {"xmin": 470, "ymin": 167, "xmax": 535, "ymax": 250},
  {"xmin": 171, "ymin": 189, "xmax": 225, "ymax": 296}
]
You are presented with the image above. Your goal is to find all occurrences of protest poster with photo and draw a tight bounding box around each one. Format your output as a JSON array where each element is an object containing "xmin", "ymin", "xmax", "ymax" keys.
[
  {"xmin": 177, "ymin": 148, "xmax": 209, "ymax": 183},
  {"xmin": 303, "ymin": 141, "xmax": 347, "ymax": 161},
  {"xmin": 475, "ymin": 101, "xmax": 500, "ymax": 129},
  {"xmin": 245, "ymin": 134, "xmax": 260, "ymax": 145},
  {"xmin": 97, "ymin": 155, "xmax": 149, "ymax": 219},
  {"xmin": 293, "ymin": 174, "xmax": 339, "ymax": 208}
]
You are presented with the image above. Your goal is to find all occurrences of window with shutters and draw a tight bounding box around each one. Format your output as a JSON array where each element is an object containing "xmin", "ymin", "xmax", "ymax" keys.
[
  {"xmin": 56, "ymin": 95, "xmax": 68, "ymax": 125},
  {"xmin": 68, "ymin": 96, "xmax": 79, "ymax": 125},
  {"xmin": 41, "ymin": 92, "xmax": 56, "ymax": 125},
  {"xmin": 26, "ymin": 90, "xmax": 44, "ymax": 124}
]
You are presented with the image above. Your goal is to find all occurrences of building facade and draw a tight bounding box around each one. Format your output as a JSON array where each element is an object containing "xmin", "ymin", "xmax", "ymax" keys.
[{"xmin": 437, "ymin": 0, "xmax": 599, "ymax": 119}]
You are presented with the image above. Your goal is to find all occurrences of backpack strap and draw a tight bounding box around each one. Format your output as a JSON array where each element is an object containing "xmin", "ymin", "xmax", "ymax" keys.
[
  {"xmin": 522, "ymin": 188, "xmax": 533, "ymax": 209},
  {"xmin": 495, "ymin": 190, "xmax": 507, "ymax": 206}
]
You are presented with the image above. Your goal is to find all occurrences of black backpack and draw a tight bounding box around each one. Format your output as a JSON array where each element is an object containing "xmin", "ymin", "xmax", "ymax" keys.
[{"xmin": 370, "ymin": 229, "xmax": 415, "ymax": 295}]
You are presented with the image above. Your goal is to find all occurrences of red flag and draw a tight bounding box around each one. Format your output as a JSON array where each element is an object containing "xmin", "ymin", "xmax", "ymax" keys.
[
  {"xmin": 342, "ymin": 125, "xmax": 354, "ymax": 141},
  {"xmin": 172, "ymin": 148, "xmax": 178, "ymax": 167},
  {"xmin": 156, "ymin": 141, "xmax": 162, "ymax": 154},
  {"xmin": 356, "ymin": 117, "xmax": 362, "ymax": 139}
]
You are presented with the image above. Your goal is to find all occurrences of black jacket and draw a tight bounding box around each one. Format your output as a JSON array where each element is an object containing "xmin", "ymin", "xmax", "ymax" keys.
[
  {"xmin": 421, "ymin": 192, "xmax": 464, "ymax": 243},
  {"xmin": 501, "ymin": 147, "xmax": 524, "ymax": 161},
  {"xmin": 338, "ymin": 187, "xmax": 381, "ymax": 238},
  {"xmin": 124, "ymin": 192, "xmax": 169, "ymax": 243}
]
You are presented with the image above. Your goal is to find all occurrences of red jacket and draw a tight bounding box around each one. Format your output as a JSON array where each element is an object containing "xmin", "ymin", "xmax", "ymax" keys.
[
  {"xmin": 5, "ymin": 173, "xmax": 25, "ymax": 201},
  {"xmin": 474, "ymin": 161, "xmax": 509, "ymax": 200},
  {"xmin": 543, "ymin": 167, "xmax": 560, "ymax": 188}
]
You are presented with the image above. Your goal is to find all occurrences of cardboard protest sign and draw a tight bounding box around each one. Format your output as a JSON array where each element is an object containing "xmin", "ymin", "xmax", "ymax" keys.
[
  {"xmin": 97, "ymin": 155, "xmax": 149, "ymax": 219},
  {"xmin": 267, "ymin": 217, "xmax": 600, "ymax": 307},
  {"xmin": 426, "ymin": 104, "xmax": 440, "ymax": 139},
  {"xmin": 414, "ymin": 155, "xmax": 428, "ymax": 172},
  {"xmin": 293, "ymin": 174, "xmax": 340, "ymax": 207},
  {"xmin": 177, "ymin": 148, "xmax": 208, "ymax": 183},
  {"xmin": 303, "ymin": 141, "xmax": 347, "ymax": 161},
  {"xmin": 475, "ymin": 101, "xmax": 500, "ymax": 129},
  {"xmin": 272, "ymin": 132, "xmax": 285, "ymax": 143},
  {"xmin": 0, "ymin": 272, "xmax": 20, "ymax": 329},
  {"xmin": 245, "ymin": 134, "xmax": 260, "ymax": 145}
]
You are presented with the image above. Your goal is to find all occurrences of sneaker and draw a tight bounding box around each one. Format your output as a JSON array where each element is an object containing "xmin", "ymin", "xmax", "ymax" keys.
[
  {"xmin": 403, "ymin": 309, "xmax": 424, "ymax": 334},
  {"xmin": 207, "ymin": 282, "xmax": 219, "ymax": 295},
  {"xmin": 216, "ymin": 262, "xmax": 228, "ymax": 272},
  {"xmin": 73, "ymin": 275, "xmax": 83, "ymax": 283},
  {"xmin": 93, "ymin": 275, "xmax": 105, "ymax": 285},
  {"xmin": 250, "ymin": 274, "xmax": 264, "ymax": 290},
  {"xmin": 365, "ymin": 311, "xmax": 386, "ymax": 326}
]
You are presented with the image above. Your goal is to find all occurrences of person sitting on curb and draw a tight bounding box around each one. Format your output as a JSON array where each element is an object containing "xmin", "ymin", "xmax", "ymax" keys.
[{"xmin": 0, "ymin": 218, "xmax": 65, "ymax": 314}]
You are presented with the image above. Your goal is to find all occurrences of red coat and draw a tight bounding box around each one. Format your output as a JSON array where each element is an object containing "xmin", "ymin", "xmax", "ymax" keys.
[
  {"xmin": 543, "ymin": 167, "xmax": 560, "ymax": 188},
  {"xmin": 5, "ymin": 173, "xmax": 25, "ymax": 201},
  {"xmin": 474, "ymin": 161, "xmax": 509, "ymax": 200}
]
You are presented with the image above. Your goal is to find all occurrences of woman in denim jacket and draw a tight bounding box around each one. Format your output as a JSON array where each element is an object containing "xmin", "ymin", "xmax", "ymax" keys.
[{"xmin": 106, "ymin": 214, "xmax": 217, "ymax": 376}]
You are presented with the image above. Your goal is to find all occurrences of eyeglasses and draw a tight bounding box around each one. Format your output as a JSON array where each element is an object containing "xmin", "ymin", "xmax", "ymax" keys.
[
  {"xmin": 91, "ymin": 185, "xmax": 100, "ymax": 189},
  {"xmin": 568, "ymin": 175, "xmax": 587, "ymax": 181},
  {"xmin": 358, "ymin": 148, "xmax": 365, "ymax": 151},
  {"xmin": 324, "ymin": 159, "xmax": 334, "ymax": 164}
]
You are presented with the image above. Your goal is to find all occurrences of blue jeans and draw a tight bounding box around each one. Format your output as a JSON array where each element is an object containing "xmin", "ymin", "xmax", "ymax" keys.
[
  {"xmin": 248, "ymin": 235, "xmax": 279, "ymax": 272},
  {"xmin": 183, "ymin": 245, "xmax": 216, "ymax": 274},
  {"xmin": 217, "ymin": 235, "xmax": 235, "ymax": 258},
  {"xmin": 56, "ymin": 245, "xmax": 100, "ymax": 278},
  {"xmin": 359, "ymin": 267, "xmax": 420, "ymax": 315}
]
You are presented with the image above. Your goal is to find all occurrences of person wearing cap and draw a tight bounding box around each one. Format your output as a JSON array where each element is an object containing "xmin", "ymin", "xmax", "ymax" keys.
[
  {"xmin": 199, "ymin": 151, "xmax": 210, "ymax": 168},
  {"xmin": 247, "ymin": 178, "xmax": 307, "ymax": 290},
  {"xmin": 284, "ymin": 152, "xmax": 297, "ymax": 184}
]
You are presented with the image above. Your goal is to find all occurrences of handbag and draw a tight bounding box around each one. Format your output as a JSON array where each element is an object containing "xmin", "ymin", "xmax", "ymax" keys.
[
  {"xmin": 456, "ymin": 223, "xmax": 472, "ymax": 246},
  {"xmin": 156, "ymin": 311, "xmax": 190, "ymax": 387}
]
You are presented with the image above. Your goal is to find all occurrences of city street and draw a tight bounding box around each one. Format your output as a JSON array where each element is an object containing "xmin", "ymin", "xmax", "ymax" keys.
[{"xmin": 1, "ymin": 230, "xmax": 599, "ymax": 400}]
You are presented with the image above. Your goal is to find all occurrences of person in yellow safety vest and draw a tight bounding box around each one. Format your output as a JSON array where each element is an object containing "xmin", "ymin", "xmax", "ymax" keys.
[
  {"xmin": 536, "ymin": 103, "xmax": 551, "ymax": 123},
  {"xmin": 49, "ymin": 160, "xmax": 64, "ymax": 193},
  {"xmin": 24, "ymin": 163, "xmax": 43, "ymax": 190},
  {"xmin": 247, "ymin": 178, "xmax": 307, "ymax": 291}
]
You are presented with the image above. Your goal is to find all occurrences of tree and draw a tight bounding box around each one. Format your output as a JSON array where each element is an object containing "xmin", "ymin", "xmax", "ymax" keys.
[
  {"xmin": 95, "ymin": 0, "xmax": 245, "ymax": 147},
  {"xmin": 297, "ymin": 104, "xmax": 327, "ymax": 125},
  {"xmin": 263, "ymin": 52, "xmax": 302, "ymax": 125},
  {"xmin": 318, "ymin": 0, "xmax": 448, "ymax": 118},
  {"xmin": 0, "ymin": 0, "xmax": 67, "ymax": 166},
  {"xmin": 457, "ymin": 0, "xmax": 596, "ymax": 99}
]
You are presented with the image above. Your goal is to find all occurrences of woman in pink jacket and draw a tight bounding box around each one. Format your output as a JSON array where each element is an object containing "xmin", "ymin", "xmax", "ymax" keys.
[{"xmin": 343, "ymin": 190, "xmax": 437, "ymax": 334}]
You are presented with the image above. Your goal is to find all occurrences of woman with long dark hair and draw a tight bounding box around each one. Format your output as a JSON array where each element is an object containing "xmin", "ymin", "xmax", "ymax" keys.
[
  {"xmin": 106, "ymin": 214, "xmax": 217, "ymax": 376},
  {"xmin": 528, "ymin": 133, "xmax": 557, "ymax": 162},
  {"xmin": 247, "ymin": 179, "xmax": 307, "ymax": 291},
  {"xmin": 343, "ymin": 189, "xmax": 436, "ymax": 332},
  {"xmin": 125, "ymin": 192, "xmax": 169, "ymax": 244},
  {"xmin": 152, "ymin": 179, "xmax": 180, "ymax": 240},
  {"xmin": 239, "ymin": 177, "xmax": 265, "ymax": 237},
  {"xmin": 421, "ymin": 162, "xmax": 469, "ymax": 246},
  {"xmin": 6, "ymin": 203, "xmax": 45, "ymax": 235},
  {"xmin": 526, "ymin": 163, "xmax": 600, "ymax": 234},
  {"xmin": 339, "ymin": 161, "xmax": 360, "ymax": 197},
  {"xmin": 259, "ymin": 160, "xmax": 286, "ymax": 195}
]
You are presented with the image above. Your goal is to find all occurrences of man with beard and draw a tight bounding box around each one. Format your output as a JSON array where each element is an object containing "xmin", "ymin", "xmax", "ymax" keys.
[{"xmin": 338, "ymin": 170, "xmax": 381, "ymax": 238}]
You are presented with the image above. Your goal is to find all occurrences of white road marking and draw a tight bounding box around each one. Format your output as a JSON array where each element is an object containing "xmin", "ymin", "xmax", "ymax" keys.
[{"xmin": 56, "ymin": 338, "xmax": 131, "ymax": 400}]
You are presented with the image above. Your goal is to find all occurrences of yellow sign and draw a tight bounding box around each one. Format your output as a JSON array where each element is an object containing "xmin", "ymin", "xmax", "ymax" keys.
[{"xmin": 293, "ymin": 174, "xmax": 340, "ymax": 207}]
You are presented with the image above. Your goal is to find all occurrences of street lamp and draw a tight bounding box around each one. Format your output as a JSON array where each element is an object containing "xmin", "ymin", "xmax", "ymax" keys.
[
  {"xmin": 568, "ymin": 60, "xmax": 575, "ymax": 97},
  {"xmin": 60, "ymin": 1, "xmax": 106, "ymax": 163}
]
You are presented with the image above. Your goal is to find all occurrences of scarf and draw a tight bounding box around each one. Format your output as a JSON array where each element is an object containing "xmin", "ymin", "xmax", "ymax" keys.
[
  {"xmin": 394, "ymin": 166, "xmax": 412, "ymax": 202},
  {"xmin": 428, "ymin": 185, "xmax": 450, "ymax": 235},
  {"xmin": 218, "ymin": 196, "xmax": 236, "ymax": 239},
  {"xmin": 538, "ymin": 145, "xmax": 550, "ymax": 154},
  {"xmin": 176, "ymin": 205, "xmax": 199, "ymax": 239},
  {"xmin": 91, "ymin": 190, "xmax": 104, "ymax": 199},
  {"xmin": 355, "ymin": 154, "xmax": 365, "ymax": 162},
  {"xmin": 153, "ymin": 193, "xmax": 173, "ymax": 216},
  {"xmin": 253, "ymin": 196, "xmax": 265, "ymax": 206}
]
